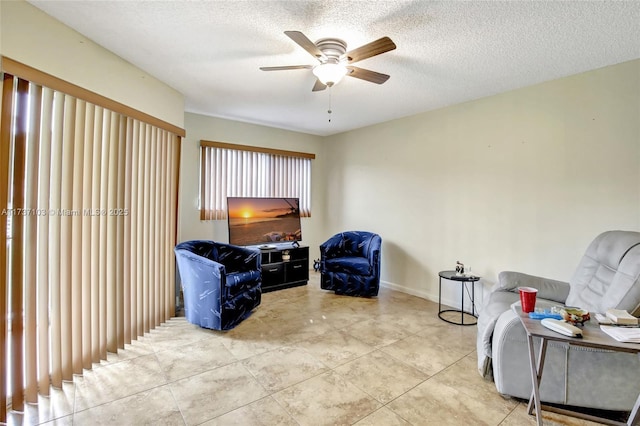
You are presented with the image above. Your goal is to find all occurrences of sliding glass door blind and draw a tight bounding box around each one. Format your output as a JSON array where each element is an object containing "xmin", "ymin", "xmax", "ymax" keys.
[{"xmin": 0, "ymin": 68, "xmax": 181, "ymax": 420}]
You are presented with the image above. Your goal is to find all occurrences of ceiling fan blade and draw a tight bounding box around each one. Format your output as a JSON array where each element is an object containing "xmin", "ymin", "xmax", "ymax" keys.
[
  {"xmin": 260, "ymin": 65, "xmax": 313, "ymax": 71},
  {"xmin": 342, "ymin": 36, "xmax": 396, "ymax": 63},
  {"xmin": 285, "ymin": 31, "xmax": 327, "ymax": 61},
  {"xmin": 312, "ymin": 79, "xmax": 327, "ymax": 92},
  {"xmin": 346, "ymin": 66, "xmax": 390, "ymax": 84}
]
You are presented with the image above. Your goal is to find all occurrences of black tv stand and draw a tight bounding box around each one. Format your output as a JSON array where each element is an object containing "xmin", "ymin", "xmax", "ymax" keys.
[{"xmin": 259, "ymin": 245, "xmax": 309, "ymax": 293}]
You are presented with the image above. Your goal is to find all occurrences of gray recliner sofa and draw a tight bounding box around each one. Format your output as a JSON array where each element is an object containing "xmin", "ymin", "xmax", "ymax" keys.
[{"xmin": 477, "ymin": 230, "xmax": 640, "ymax": 411}]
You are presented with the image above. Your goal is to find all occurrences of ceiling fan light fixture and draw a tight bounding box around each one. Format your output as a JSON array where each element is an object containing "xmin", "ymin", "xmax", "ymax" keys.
[
  {"xmin": 261, "ymin": 31, "xmax": 396, "ymax": 92},
  {"xmin": 312, "ymin": 63, "xmax": 348, "ymax": 86}
]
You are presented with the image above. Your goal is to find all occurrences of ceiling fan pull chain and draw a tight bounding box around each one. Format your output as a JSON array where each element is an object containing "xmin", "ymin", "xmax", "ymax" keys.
[{"xmin": 328, "ymin": 87, "xmax": 332, "ymax": 123}]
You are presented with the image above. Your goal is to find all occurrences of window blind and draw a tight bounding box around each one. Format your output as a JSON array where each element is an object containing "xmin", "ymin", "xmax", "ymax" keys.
[
  {"xmin": 199, "ymin": 141, "xmax": 313, "ymax": 220},
  {"xmin": 0, "ymin": 72, "xmax": 180, "ymax": 420}
]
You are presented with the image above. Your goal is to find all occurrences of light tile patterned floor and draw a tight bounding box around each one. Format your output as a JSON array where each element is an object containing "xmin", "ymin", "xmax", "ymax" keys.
[{"xmin": 8, "ymin": 273, "xmax": 604, "ymax": 425}]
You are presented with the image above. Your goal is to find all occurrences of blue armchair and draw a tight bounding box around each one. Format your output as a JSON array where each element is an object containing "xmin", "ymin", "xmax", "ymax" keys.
[
  {"xmin": 174, "ymin": 240, "xmax": 261, "ymax": 330},
  {"xmin": 320, "ymin": 231, "xmax": 382, "ymax": 297}
]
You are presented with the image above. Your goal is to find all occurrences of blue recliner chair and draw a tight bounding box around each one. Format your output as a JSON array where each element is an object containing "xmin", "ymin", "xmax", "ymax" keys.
[
  {"xmin": 174, "ymin": 240, "xmax": 261, "ymax": 330},
  {"xmin": 320, "ymin": 231, "xmax": 382, "ymax": 297}
]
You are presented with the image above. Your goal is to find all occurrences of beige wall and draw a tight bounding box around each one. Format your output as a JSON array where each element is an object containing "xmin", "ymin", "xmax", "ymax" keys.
[
  {"xmin": 179, "ymin": 113, "xmax": 326, "ymax": 260},
  {"xmin": 324, "ymin": 59, "xmax": 640, "ymax": 307},
  {"xmin": 0, "ymin": 0, "xmax": 184, "ymax": 128}
]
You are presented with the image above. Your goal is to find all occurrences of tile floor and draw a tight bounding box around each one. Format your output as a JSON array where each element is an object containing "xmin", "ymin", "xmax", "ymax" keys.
[{"xmin": 8, "ymin": 273, "xmax": 604, "ymax": 425}]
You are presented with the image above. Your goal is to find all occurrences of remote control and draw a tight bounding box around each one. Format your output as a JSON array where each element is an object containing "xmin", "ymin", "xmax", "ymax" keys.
[
  {"xmin": 541, "ymin": 318, "xmax": 582, "ymax": 337},
  {"xmin": 528, "ymin": 311, "xmax": 563, "ymax": 320}
]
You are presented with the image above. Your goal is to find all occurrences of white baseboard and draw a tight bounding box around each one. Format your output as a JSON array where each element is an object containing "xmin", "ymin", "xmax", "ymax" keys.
[
  {"xmin": 380, "ymin": 280, "xmax": 434, "ymax": 301},
  {"xmin": 380, "ymin": 279, "xmax": 483, "ymax": 313}
]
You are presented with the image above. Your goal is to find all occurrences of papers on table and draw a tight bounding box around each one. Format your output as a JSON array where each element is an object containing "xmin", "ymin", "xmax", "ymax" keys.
[
  {"xmin": 600, "ymin": 325, "xmax": 640, "ymax": 343},
  {"xmin": 606, "ymin": 309, "xmax": 639, "ymax": 325}
]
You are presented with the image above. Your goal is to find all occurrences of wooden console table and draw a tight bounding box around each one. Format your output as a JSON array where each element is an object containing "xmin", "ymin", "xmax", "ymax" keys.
[
  {"xmin": 260, "ymin": 245, "xmax": 309, "ymax": 292},
  {"xmin": 518, "ymin": 313, "xmax": 640, "ymax": 425}
]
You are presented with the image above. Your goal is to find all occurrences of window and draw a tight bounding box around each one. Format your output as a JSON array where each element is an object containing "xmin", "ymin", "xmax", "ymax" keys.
[{"xmin": 199, "ymin": 140, "xmax": 314, "ymax": 220}]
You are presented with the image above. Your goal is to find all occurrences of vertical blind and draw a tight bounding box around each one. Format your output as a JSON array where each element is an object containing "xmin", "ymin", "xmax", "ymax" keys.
[
  {"xmin": 0, "ymin": 72, "xmax": 181, "ymax": 420},
  {"xmin": 199, "ymin": 141, "xmax": 313, "ymax": 220}
]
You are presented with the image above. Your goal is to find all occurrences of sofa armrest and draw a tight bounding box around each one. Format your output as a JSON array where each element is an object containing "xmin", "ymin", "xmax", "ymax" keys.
[
  {"xmin": 217, "ymin": 244, "xmax": 261, "ymax": 273},
  {"xmin": 369, "ymin": 249, "xmax": 381, "ymax": 277},
  {"xmin": 174, "ymin": 248, "xmax": 225, "ymax": 326},
  {"xmin": 366, "ymin": 235, "xmax": 381, "ymax": 264},
  {"xmin": 320, "ymin": 234, "xmax": 345, "ymax": 259},
  {"xmin": 495, "ymin": 271, "xmax": 570, "ymax": 304},
  {"xmin": 175, "ymin": 247, "xmax": 225, "ymax": 275},
  {"xmin": 234, "ymin": 245, "xmax": 261, "ymax": 271}
]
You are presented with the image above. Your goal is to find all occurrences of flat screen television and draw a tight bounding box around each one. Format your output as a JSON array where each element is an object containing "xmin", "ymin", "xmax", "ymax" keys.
[{"xmin": 227, "ymin": 197, "xmax": 302, "ymax": 247}]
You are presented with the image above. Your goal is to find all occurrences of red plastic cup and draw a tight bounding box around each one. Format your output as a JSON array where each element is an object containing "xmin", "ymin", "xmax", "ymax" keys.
[{"xmin": 518, "ymin": 287, "xmax": 538, "ymax": 313}]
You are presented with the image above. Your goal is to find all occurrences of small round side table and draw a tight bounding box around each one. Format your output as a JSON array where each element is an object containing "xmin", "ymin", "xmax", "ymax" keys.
[{"xmin": 438, "ymin": 270, "xmax": 480, "ymax": 326}]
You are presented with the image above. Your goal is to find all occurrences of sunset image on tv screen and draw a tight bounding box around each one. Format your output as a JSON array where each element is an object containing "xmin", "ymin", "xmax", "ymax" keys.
[{"xmin": 227, "ymin": 197, "xmax": 302, "ymax": 246}]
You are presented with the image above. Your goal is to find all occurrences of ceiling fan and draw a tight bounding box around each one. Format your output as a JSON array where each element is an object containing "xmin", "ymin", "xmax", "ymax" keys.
[{"xmin": 260, "ymin": 31, "xmax": 396, "ymax": 92}]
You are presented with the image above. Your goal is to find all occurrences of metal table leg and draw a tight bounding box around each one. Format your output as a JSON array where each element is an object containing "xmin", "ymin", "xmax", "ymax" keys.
[
  {"xmin": 460, "ymin": 280, "xmax": 464, "ymax": 324},
  {"xmin": 628, "ymin": 354, "xmax": 640, "ymax": 425},
  {"xmin": 438, "ymin": 276, "xmax": 442, "ymax": 314},
  {"xmin": 471, "ymin": 281, "xmax": 475, "ymax": 316},
  {"xmin": 527, "ymin": 335, "xmax": 548, "ymax": 426}
]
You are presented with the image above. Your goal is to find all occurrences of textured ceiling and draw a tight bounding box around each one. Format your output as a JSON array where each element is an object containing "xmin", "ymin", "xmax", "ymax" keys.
[{"xmin": 28, "ymin": 1, "xmax": 640, "ymax": 136}]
